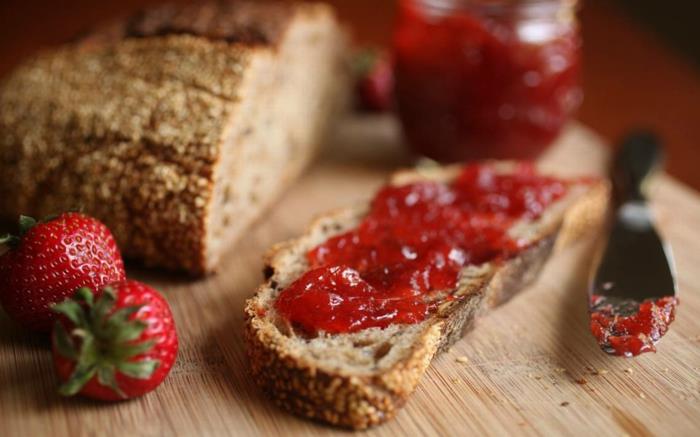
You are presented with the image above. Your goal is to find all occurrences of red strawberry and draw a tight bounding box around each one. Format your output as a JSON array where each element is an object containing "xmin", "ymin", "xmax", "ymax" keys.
[
  {"xmin": 0, "ymin": 213, "xmax": 126, "ymax": 331},
  {"xmin": 52, "ymin": 281, "xmax": 178, "ymax": 400},
  {"xmin": 354, "ymin": 49, "xmax": 395, "ymax": 112}
]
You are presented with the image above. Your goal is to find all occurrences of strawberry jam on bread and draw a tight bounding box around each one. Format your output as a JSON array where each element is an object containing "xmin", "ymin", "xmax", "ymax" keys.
[
  {"xmin": 246, "ymin": 162, "xmax": 609, "ymax": 429},
  {"xmin": 276, "ymin": 163, "xmax": 569, "ymax": 334}
]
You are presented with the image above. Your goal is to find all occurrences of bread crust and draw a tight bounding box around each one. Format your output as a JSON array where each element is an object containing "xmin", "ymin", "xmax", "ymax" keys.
[
  {"xmin": 0, "ymin": 1, "xmax": 344, "ymax": 274},
  {"xmin": 84, "ymin": 0, "xmax": 296, "ymax": 48},
  {"xmin": 244, "ymin": 171, "xmax": 609, "ymax": 429}
]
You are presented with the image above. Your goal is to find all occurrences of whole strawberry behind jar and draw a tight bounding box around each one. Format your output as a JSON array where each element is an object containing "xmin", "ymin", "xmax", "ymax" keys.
[
  {"xmin": 393, "ymin": 0, "xmax": 582, "ymax": 162},
  {"xmin": 353, "ymin": 48, "xmax": 396, "ymax": 112}
]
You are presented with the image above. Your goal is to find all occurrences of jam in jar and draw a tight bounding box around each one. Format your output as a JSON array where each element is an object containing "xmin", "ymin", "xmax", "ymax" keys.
[{"xmin": 393, "ymin": 0, "xmax": 582, "ymax": 161}]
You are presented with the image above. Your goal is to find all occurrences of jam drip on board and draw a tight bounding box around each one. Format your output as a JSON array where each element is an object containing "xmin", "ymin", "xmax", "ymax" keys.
[
  {"xmin": 589, "ymin": 295, "xmax": 678, "ymax": 357},
  {"xmin": 275, "ymin": 163, "xmax": 569, "ymax": 335}
]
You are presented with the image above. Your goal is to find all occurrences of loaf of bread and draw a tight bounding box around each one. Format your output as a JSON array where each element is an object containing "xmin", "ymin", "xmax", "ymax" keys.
[
  {"xmin": 0, "ymin": 1, "xmax": 347, "ymax": 274},
  {"xmin": 245, "ymin": 163, "xmax": 609, "ymax": 429}
]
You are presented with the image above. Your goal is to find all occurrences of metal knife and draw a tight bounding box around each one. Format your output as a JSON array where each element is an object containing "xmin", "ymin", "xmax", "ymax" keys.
[{"xmin": 588, "ymin": 132, "xmax": 678, "ymax": 357}]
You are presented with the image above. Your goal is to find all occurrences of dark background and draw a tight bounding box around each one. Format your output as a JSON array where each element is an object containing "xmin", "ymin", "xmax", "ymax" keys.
[
  {"xmin": 616, "ymin": 0, "xmax": 700, "ymax": 66},
  {"xmin": 1, "ymin": 0, "xmax": 699, "ymax": 190}
]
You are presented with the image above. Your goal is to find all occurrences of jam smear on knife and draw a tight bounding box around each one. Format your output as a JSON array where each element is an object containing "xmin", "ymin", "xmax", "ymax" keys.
[
  {"xmin": 589, "ymin": 295, "xmax": 678, "ymax": 357},
  {"xmin": 275, "ymin": 163, "xmax": 568, "ymax": 335}
]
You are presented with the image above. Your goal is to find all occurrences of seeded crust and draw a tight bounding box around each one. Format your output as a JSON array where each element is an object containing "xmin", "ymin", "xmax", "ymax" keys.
[
  {"xmin": 244, "ymin": 163, "xmax": 610, "ymax": 429},
  {"xmin": 0, "ymin": 1, "xmax": 348, "ymax": 274}
]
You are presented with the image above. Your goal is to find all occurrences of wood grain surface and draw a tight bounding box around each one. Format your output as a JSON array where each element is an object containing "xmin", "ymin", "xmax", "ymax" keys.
[{"xmin": 2, "ymin": 116, "xmax": 699, "ymax": 436}]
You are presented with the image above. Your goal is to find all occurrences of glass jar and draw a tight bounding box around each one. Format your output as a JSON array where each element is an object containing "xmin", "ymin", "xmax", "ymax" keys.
[{"xmin": 393, "ymin": 0, "xmax": 582, "ymax": 161}]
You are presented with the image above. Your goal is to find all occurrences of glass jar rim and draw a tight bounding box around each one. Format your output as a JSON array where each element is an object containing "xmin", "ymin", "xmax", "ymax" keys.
[{"xmin": 410, "ymin": 0, "xmax": 580, "ymax": 15}]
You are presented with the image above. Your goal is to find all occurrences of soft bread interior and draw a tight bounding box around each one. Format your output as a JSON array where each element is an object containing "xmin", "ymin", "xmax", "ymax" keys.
[{"xmin": 205, "ymin": 5, "xmax": 347, "ymax": 271}]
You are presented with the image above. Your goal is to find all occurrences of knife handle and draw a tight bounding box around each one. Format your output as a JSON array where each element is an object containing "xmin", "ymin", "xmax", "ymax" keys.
[{"xmin": 614, "ymin": 131, "xmax": 664, "ymax": 202}]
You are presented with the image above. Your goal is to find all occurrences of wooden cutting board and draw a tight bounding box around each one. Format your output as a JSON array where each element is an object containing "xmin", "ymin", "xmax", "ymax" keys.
[{"xmin": 2, "ymin": 116, "xmax": 699, "ymax": 436}]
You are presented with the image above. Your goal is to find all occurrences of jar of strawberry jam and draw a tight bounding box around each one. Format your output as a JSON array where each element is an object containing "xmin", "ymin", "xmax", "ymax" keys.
[{"xmin": 393, "ymin": 0, "xmax": 582, "ymax": 161}]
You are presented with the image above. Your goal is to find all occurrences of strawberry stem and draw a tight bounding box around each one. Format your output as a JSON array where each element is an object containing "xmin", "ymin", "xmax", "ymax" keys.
[
  {"xmin": 52, "ymin": 287, "xmax": 160, "ymax": 398},
  {"xmin": 18, "ymin": 215, "xmax": 37, "ymax": 236},
  {"xmin": 351, "ymin": 48, "xmax": 380, "ymax": 78},
  {"xmin": 0, "ymin": 234, "xmax": 19, "ymax": 246},
  {"xmin": 0, "ymin": 215, "xmax": 38, "ymax": 249}
]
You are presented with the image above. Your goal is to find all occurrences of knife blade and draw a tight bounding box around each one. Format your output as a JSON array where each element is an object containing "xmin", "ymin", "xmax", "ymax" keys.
[{"xmin": 588, "ymin": 132, "xmax": 678, "ymax": 357}]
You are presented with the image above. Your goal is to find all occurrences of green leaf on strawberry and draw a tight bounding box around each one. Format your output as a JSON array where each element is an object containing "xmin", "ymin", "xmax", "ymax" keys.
[
  {"xmin": 51, "ymin": 281, "xmax": 178, "ymax": 401},
  {"xmin": 53, "ymin": 287, "xmax": 160, "ymax": 398}
]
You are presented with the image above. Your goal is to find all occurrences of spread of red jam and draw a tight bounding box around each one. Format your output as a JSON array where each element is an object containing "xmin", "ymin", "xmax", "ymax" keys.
[
  {"xmin": 589, "ymin": 295, "xmax": 678, "ymax": 357},
  {"xmin": 275, "ymin": 163, "xmax": 568, "ymax": 334},
  {"xmin": 393, "ymin": 0, "xmax": 582, "ymax": 161}
]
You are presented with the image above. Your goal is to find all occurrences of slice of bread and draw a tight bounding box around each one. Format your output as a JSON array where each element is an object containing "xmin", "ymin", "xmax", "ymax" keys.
[
  {"xmin": 0, "ymin": 1, "xmax": 348, "ymax": 275},
  {"xmin": 244, "ymin": 162, "xmax": 609, "ymax": 429}
]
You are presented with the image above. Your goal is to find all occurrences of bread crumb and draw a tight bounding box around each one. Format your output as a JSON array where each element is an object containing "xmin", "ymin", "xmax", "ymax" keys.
[
  {"xmin": 575, "ymin": 378, "xmax": 587, "ymax": 385},
  {"xmin": 598, "ymin": 369, "xmax": 608, "ymax": 375},
  {"xmin": 452, "ymin": 378, "xmax": 460, "ymax": 384},
  {"xmin": 455, "ymin": 356, "xmax": 469, "ymax": 364},
  {"xmin": 554, "ymin": 367, "xmax": 567, "ymax": 373},
  {"xmin": 560, "ymin": 401, "xmax": 570, "ymax": 407},
  {"xmin": 639, "ymin": 392, "xmax": 646, "ymax": 399},
  {"xmin": 624, "ymin": 368, "xmax": 634, "ymax": 374}
]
